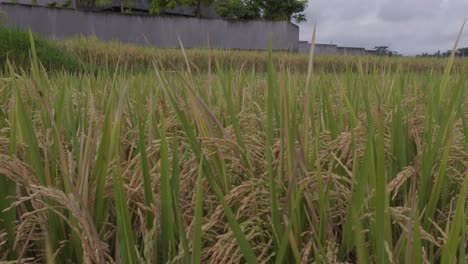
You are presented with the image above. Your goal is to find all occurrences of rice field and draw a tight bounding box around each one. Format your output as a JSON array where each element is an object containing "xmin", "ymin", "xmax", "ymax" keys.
[
  {"xmin": 0, "ymin": 32, "xmax": 467, "ymax": 263},
  {"xmin": 61, "ymin": 36, "xmax": 465, "ymax": 74}
]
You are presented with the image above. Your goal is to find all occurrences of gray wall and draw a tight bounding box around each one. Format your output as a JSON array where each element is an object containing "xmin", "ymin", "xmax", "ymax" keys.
[
  {"xmin": 0, "ymin": 3, "xmax": 299, "ymax": 51},
  {"xmin": 315, "ymin": 44, "xmax": 338, "ymax": 54},
  {"xmin": 298, "ymin": 43, "xmax": 340, "ymax": 55},
  {"xmin": 337, "ymin": 47, "xmax": 366, "ymax": 55},
  {"xmin": 298, "ymin": 42, "xmax": 370, "ymax": 55},
  {"xmin": 298, "ymin": 41, "xmax": 309, "ymax": 53}
]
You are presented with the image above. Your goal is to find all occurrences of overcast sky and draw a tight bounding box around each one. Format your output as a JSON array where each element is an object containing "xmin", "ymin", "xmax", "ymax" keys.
[{"xmin": 299, "ymin": 0, "xmax": 468, "ymax": 55}]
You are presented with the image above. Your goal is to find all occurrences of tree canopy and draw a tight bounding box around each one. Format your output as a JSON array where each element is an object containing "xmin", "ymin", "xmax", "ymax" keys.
[
  {"xmin": 215, "ymin": 0, "xmax": 261, "ymax": 20},
  {"xmin": 416, "ymin": 47, "xmax": 468, "ymax": 57},
  {"xmin": 372, "ymin": 46, "xmax": 400, "ymax": 56},
  {"xmin": 76, "ymin": 0, "xmax": 309, "ymax": 22},
  {"xmin": 149, "ymin": 0, "xmax": 177, "ymax": 15},
  {"xmin": 257, "ymin": 0, "xmax": 308, "ymax": 22},
  {"xmin": 215, "ymin": 0, "xmax": 308, "ymax": 22},
  {"xmin": 181, "ymin": 0, "xmax": 214, "ymax": 17}
]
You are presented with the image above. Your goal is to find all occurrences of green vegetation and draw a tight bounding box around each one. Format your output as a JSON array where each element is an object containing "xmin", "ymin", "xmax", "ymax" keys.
[
  {"xmin": 215, "ymin": 0, "xmax": 307, "ymax": 22},
  {"xmin": 417, "ymin": 47, "xmax": 468, "ymax": 57},
  {"xmin": 215, "ymin": 0, "xmax": 261, "ymax": 20},
  {"xmin": 0, "ymin": 30, "xmax": 467, "ymax": 263},
  {"xmin": 1, "ymin": 26, "xmax": 464, "ymax": 74},
  {"xmin": 58, "ymin": 36, "xmax": 465, "ymax": 73},
  {"xmin": 0, "ymin": 26, "xmax": 82, "ymax": 72},
  {"xmin": 74, "ymin": 0, "xmax": 308, "ymax": 21}
]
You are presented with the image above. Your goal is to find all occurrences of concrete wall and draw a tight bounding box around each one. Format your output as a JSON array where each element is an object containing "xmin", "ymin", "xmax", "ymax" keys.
[
  {"xmin": 298, "ymin": 42, "xmax": 370, "ymax": 55},
  {"xmin": 298, "ymin": 43, "xmax": 340, "ymax": 55},
  {"xmin": 337, "ymin": 47, "xmax": 366, "ymax": 55},
  {"xmin": 298, "ymin": 41, "xmax": 309, "ymax": 53},
  {"xmin": 0, "ymin": 3, "xmax": 299, "ymax": 51},
  {"xmin": 315, "ymin": 44, "xmax": 338, "ymax": 54}
]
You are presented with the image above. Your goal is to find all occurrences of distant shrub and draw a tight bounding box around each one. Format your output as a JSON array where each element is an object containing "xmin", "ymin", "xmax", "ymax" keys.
[{"xmin": 0, "ymin": 26, "xmax": 83, "ymax": 72}]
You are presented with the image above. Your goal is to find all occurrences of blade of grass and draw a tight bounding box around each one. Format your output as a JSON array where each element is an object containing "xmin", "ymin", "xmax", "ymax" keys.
[
  {"xmin": 192, "ymin": 157, "xmax": 204, "ymax": 264},
  {"xmin": 138, "ymin": 121, "xmax": 154, "ymax": 230},
  {"xmin": 155, "ymin": 65, "xmax": 258, "ymax": 264},
  {"xmin": 114, "ymin": 165, "xmax": 138, "ymax": 263},
  {"xmin": 171, "ymin": 136, "xmax": 190, "ymax": 264},
  {"xmin": 266, "ymin": 39, "xmax": 281, "ymax": 246},
  {"xmin": 158, "ymin": 112, "xmax": 176, "ymax": 263},
  {"xmin": 440, "ymin": 171, "xmax": 468, "ymax": 263}
]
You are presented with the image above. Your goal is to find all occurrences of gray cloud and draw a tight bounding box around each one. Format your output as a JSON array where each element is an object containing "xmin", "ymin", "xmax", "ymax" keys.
[
  {"xmin": 299, "ymin": 0, "xmax": 468, "ymax": 55},
  {"xmin": 377, "ymin": 0, "xmax": 442, "ymax": 22}
]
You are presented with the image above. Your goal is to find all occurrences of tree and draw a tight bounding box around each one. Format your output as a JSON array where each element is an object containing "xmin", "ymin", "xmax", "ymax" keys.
[
  {"xmin": 149, "ymin": 0, "xmax": 177, "ymax": 15},
  {"xmin": 215, "ymin": 0, "xmax": 261, "ymax": 20},
  {"xmin": 216, "ymin": 0, "xmax": 308, "ymax": 22},
  {"xmin": 254, "ymin": 0, "xmax": 308, "ymax": 22},
  {"xmin": 76, "ymin": 0, "xmax": 97, "ymax": 10},
  {"xmin": 456, "ymin": 47, "xmax": 468, "ymax": 56},
  {"xmin": 181, "ymin": 0, "xmax": 215, "ymax": 17},
  {"xmin": 416, "ymin": 48, "xmax": 468, "ymax": 58},
  {"xmin": 373, "ymin": 46, "xmax": 399, "ymax": 56},
  {"xmin": 374, "ymin": 46, "xmax": 389, "ymax": 56}
]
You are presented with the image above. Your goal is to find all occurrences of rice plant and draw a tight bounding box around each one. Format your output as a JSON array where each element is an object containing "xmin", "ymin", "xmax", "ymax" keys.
[{"xmin": 0, "ymin": 29, "xmax": 467, "ymax": 263}]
